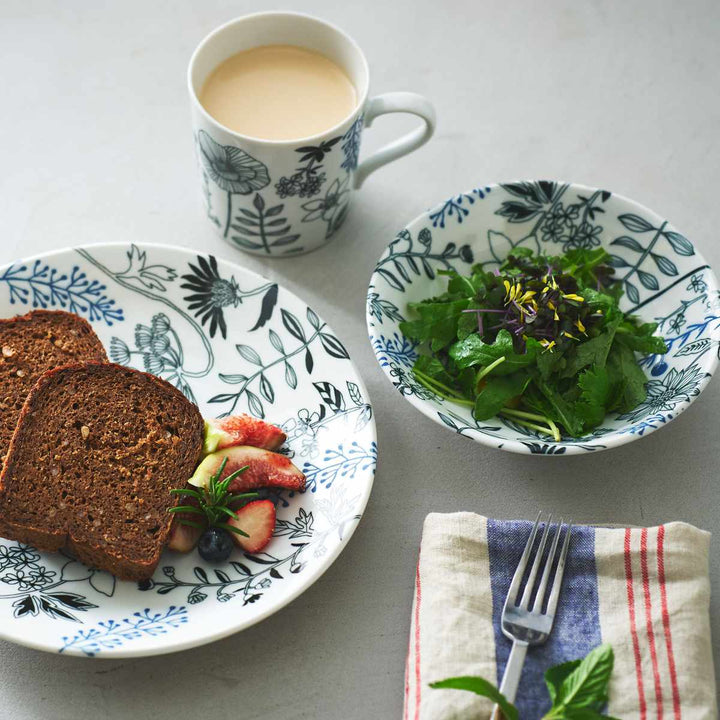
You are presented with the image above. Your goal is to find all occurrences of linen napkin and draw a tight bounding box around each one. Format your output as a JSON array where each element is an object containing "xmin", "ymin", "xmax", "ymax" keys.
[{"xmin": 403, "ymin": 513, "xmax": 716, "ymax": 720}]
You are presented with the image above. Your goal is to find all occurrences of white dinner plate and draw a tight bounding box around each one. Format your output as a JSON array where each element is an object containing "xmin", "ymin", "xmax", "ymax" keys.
[{"xmin": 0, "ymin": 243, "xmax": 376, "ymax": 657}]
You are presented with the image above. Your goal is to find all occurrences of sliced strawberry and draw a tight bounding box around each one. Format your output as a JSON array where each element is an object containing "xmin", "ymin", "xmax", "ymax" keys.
[
  {"xmin": 188, "ymin": 446, "xmax": 305, "ymax": 494},
  {"xmin": 167, "ymin": 518, "xmax": 204, "ymax": 553},
  {"xmin": 203, "ymin": 415, "xmax": 287, "ymax": 454},
  {"xmin": 228, "ymin": 500, "xmax": 276, "ymax": 552}
]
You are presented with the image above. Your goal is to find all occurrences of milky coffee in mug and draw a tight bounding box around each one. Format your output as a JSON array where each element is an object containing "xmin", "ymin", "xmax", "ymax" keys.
[{"xmin": 199, "ymin": 44, "xmax": 358, "ymax": 141}]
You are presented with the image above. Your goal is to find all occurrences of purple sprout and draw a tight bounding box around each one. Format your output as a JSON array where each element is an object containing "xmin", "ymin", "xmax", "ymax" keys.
[{"xmin": 461, "ymin": 308, "xmax": 505, "ymax": 337}]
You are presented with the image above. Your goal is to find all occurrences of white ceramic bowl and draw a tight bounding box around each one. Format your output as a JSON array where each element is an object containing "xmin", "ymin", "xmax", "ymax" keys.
[{"xmin": 367, "ymin": 181, "xmax": 720, "ymax": 455}]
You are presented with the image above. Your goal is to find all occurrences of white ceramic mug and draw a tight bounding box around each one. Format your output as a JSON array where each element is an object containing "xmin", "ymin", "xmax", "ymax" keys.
[{"xmin": 188, "ymin": 12, "xmax": 436, "ymax": 257}]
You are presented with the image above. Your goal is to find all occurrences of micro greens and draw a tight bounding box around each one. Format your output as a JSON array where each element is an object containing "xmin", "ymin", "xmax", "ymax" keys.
[
  {"xmin": 169, "ymin": 457, "xmax": 257, "ymax": 537},
  {"xmin": 401, "ymin": 248, "xmax": 668, "ymax": 439}
]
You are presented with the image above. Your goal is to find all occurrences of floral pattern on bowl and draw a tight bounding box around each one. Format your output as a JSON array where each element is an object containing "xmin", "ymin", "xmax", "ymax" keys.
[
  {"xmin": 367, "ymin": 181, "xmax": 720, "ymax": 455},
  {"xmin": 0, "ymin": 243, "xmax": 376, "ymax": 657}
]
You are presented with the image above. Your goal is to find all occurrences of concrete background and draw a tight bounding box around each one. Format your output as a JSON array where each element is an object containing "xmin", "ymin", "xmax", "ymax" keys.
[{"xmin": 0, "ymin": 1, "xmax": 718, "ymax": 717}]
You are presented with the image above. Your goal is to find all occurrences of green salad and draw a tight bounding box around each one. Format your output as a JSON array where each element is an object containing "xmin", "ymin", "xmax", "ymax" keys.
[{"xmin": 400, "ymin": 247, "xmax": 668, "ymax": 440}]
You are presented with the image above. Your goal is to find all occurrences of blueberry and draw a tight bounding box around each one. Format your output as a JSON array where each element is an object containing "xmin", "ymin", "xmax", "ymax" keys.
[
  {"xmin": 198, "ymin": 527, "xmax": 233, "ymax": 563},
  {"xmin": 651, "ymin": 361, "xmax": 668, "ymax": 376}
]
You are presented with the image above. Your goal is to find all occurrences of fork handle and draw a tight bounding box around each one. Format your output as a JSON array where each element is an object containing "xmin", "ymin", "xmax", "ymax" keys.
[{"xmin": 491, "ymin": 640, "xmax": 529, "ymax": 718}]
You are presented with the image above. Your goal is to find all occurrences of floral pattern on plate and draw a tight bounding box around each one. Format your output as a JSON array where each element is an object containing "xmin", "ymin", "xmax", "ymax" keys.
[{"xmin": 0, "ymin": 243, "xmax": 376, "ymax": 657}]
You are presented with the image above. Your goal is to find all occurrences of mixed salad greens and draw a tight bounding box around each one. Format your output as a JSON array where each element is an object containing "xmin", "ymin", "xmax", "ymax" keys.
[{"xmin": 400, "ymin": 247, "xmax": 668, "ymax": 440}]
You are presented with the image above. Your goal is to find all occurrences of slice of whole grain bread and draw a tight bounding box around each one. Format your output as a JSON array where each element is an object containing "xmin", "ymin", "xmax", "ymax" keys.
[
  {"xmin": 0, "ymin": 362, "xmax": 204, "ymax": 580},
  {"xmin": 0, "ymin": 310, "xmax": 107, "ymax": 465}
]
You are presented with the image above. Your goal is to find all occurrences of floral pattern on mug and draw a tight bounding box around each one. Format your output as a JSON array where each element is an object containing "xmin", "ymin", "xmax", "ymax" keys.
[
  {"xmin": 301, "ymin": 176, "xmax": 351, "ymax": 239},
  {"xmin": 197, "ymin": 130, "xmax": 270, "ymax": 194},
  {"xmin": 275, "ymin": 137, "xmax": 342, "ymax": 199}
]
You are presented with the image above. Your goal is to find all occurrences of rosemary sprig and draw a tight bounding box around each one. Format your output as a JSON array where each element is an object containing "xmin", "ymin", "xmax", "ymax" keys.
[{"xmin": 168, "ymin": 457, "xmax": 257, "ymax": 537}]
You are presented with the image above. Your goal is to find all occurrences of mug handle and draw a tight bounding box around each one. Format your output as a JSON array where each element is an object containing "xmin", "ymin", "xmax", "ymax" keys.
[{"xmin": 353, "ymin": 92, "xmax": 436, "ymax": 189}]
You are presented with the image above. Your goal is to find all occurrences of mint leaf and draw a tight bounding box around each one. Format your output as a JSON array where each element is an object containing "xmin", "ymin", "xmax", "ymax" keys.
[
  {"xmin": 400, "ymin": 299, "xmax": 470, "ymax": 351},
  {"xmin": 444, "ymin": 270, "xmax": 477, "ymax": 297},
  {"xmin": 545, "ymin": 660, "xmax": 582, "ymax": 704},
  {"xmin": 473, "ymin": 373, "xmax": 531, "ymax": 420},
  {"xmin": 471, "ymin": 267, "xmax": 500, "ymax": 293},
  {"xmin": 551, "ymin": 644, "xmax": 614, "ymax": 713},
  {"xmin": 527, "ymin": 374, "xmax": 584, "ymax": 437},
  {"xmin": 507, "ymin": 246, "xmax": 535, "ymax": 260},
  {"xmin": 549, "ymin": 709, "xmax": 621, "ymax": 720},
  {"xmin": 457, "ymin": 366, "xmax": 477, "ymax": 399},
  {"xmin": 580, "ymin": 288, "xmax": 618, "ymax": 314},
  {"xmin": 560, "ymin": 317, "xmax": 620, "ymax": 379},
  {"xmin": 430, "ymin": 676, "xmax": 519, "ymax": 720},
  {"xmin": 537, "ymin": 344, "xmax": 567, "ymax": 380},
  {"xmin": 616, "ymin": 321, "xmax": 668, "ymax": 354},
  {"xmin": 575, "ymin": 367, "xmax": 610, "ymax": 429},
  {"xmin": 431, "ymin": 648, "xmax": 616, "ymax": 720},
  {"xmin": 559, "ymin": 248, "xmax": 613, "ymax": 288},
  {"xmin": 450, "ymin": 330, "xmax": 542, "ymax": 375},
  {"xmin": 606, "ymin": 344, "xmax": 648, "ymax": 412},
  {"xmin": 457, "ymin": 303, "xmax": 482, "ymax": 341},
  {"xmin": 438, "ymin": 267, "xmax": 496, "ymax": 297}
]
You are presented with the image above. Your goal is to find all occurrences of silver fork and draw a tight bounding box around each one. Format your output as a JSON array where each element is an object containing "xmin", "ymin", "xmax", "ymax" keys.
[{"xmin": 491, "ymin": 513, "xmax": 573, "ymax": 718}]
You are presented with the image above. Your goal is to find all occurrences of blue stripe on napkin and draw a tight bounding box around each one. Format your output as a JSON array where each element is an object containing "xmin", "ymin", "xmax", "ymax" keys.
[{"xmin": 487, "ymin": 520, "xmax": 601, "ymax": 718}]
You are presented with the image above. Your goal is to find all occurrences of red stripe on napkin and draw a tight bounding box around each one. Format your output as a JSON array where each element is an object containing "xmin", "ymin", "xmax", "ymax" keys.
[
  {"xmin": 403, "ymin": 638, "xmax": 410, "ymax": 720},
  {"xmin": 657, "ymin": 525, "xmax": 682, "ymax": 719},
  {"xmin": 414, "ymin": 555, "xmax": 423, "ymax": 720},
  {"xmin": 625, "ymin": 528, "xmax": 647, "ymax": 719},
  {"xmin": 641, "ymin": 528, "xmax": 664, "ymax": 717}
]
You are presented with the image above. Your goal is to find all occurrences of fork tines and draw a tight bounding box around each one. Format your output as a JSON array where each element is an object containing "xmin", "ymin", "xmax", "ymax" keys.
[{"xmin": 507, "ymin": 512, "xmax": 572, "ymax": 617}]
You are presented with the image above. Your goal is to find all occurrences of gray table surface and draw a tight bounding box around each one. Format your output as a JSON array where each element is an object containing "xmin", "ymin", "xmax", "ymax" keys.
[{"xmin": 1, "ymin": 0, "xmax": 718, "ymax": 717}]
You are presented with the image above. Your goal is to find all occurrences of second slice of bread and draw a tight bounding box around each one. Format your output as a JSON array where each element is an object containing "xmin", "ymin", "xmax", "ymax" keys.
[{"xmin": 0, "ymin": 310, "xmax": 107, "ymax": 464}]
